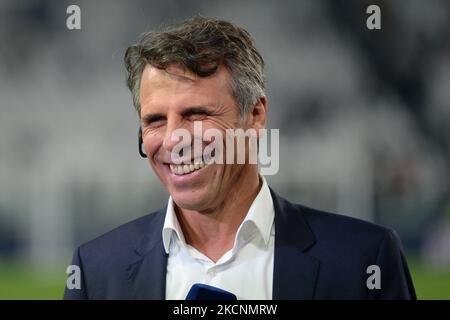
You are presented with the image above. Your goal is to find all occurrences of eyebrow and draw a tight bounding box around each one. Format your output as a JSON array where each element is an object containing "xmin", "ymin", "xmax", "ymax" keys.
[{"xmin": 180, "ymin": 105, "xmax": 213, "ymax": 116}]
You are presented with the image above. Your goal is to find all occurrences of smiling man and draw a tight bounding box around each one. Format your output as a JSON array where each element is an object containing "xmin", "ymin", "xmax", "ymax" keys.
[{"xmin": 64, "ymin": 16, "xmax": 416, "ymax": 300}]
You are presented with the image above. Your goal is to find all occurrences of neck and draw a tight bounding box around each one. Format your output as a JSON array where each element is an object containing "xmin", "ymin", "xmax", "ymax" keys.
[{"xmin": 175, "ymin": 166, "xmax": 262, "ymax": 262}]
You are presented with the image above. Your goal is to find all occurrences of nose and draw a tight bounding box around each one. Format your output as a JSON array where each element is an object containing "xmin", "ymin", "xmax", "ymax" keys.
[{"xmin": 162, "ymin": 116, "xmax": 192, "ymax": 156}]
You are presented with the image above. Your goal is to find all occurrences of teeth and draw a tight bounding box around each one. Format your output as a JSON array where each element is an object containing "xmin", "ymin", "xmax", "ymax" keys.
[{"xmin": 170, "ymin": 160, "xmax": 206, "ymax": 175}]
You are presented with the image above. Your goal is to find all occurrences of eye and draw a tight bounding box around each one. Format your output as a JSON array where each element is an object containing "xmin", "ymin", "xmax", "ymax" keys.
[
  {"xmin": 143, "ymin": 115, "xmax": 166, "ymax": 128},
  {"xmin": 185, "ymin": 110, "xmax": 210, "ymax": 120}
]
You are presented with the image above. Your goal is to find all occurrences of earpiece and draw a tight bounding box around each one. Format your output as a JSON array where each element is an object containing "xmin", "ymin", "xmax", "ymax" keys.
[{"xmin": 138, "ymin": 127, "xmax": 147, "ymax": 158}]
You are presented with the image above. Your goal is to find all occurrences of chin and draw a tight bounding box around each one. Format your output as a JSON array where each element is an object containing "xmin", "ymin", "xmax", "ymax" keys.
[{"xmin": 170, "ymin": 188, "xmax": 215, "ymax": 211}]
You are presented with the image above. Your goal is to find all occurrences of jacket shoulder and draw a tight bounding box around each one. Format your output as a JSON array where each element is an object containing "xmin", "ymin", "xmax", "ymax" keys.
[
  {"xmin": 292, "ymin": 203, "xmax": 415, "ymax": 299},
  {"xmin": 78, "ymin": 209, "xmax": 166, "ymax": 262},
  {"xmin": 299, "ymin": 204, "xmax": 392, "ymax": 240}
]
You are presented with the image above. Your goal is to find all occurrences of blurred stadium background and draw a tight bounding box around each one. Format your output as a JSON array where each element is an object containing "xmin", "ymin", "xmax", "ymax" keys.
[{"xmin": 0, "ymin": 0, "xmax": 449, "ymax": 299}]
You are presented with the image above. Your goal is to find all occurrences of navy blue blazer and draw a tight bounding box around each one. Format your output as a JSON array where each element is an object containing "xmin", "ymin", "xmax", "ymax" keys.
[{"xmin": 64, "ymin": 188, "xmax": 416, "ymax": 300}]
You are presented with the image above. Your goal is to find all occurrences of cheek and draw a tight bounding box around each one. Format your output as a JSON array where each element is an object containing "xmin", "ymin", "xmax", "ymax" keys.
[
  {"xmin": 200, "ymin": 117, "xmax": 243, "ymax": 162},
  {"xmin": 143, "ymin": 132, "xmax": 162, "ymax": 160},
  {"xmin": 201, "ymin": 117, "xmax": 240, "ymax": 141}
]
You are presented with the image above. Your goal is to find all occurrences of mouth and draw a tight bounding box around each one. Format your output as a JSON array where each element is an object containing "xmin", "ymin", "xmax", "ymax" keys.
[{"xmin": 168, "ymin": 159, "xmax": 207, "ymax": 175}]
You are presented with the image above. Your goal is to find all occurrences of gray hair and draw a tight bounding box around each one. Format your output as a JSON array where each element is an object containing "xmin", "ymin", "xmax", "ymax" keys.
[{"xmin": 124, "ymin": 16, "xmax": 266, "ymax": 117}]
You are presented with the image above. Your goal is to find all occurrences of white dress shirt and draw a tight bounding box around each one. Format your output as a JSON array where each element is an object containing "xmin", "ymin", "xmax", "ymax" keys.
[{"xmin": 163, "ymin": 177, "xmax": 275, "ymax": 300}]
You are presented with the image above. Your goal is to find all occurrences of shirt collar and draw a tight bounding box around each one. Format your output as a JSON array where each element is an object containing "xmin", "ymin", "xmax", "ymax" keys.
[
  {"xmin": 162, "ymin": 176, "xmax": 274, "ymax": 254},
  {"xmin": 235, "ymin": 176, "xmax": 274, "ymax": 247},
  {"xmin": 162, "ymin": 196, "xmax": 186, "ymax": 254}
]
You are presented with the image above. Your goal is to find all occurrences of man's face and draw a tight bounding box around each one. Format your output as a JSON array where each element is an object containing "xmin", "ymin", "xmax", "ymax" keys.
[{"xmin": 139, "ymin": 64, "xmax": 258, "ymax": 212}]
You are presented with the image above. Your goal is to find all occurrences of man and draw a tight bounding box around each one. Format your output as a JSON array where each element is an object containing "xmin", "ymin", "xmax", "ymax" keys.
[{"xmin": 64, "ymin": 16, "xmax": 416, "ymax": 300}]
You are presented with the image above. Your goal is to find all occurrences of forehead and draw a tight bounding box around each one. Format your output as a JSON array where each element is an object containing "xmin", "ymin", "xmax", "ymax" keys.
[{"xmin": 139, "ymin": 64, "xmax": 234, "ymax": 113}]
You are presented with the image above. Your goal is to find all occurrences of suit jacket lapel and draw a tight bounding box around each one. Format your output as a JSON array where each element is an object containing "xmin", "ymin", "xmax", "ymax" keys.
[
  {"xmin": 271, "ymin": 188, "xmax": 320, "ymax": 299},
  {"xmin": 126, "ymin": 208, "xmax": 168, "ymax": 299},
  {"xmin": 124, "ymin": 190, "xmax": 320, "ymax": 300}
]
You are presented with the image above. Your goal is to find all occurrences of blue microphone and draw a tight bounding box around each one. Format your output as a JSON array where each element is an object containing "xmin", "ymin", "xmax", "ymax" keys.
[{"xmin": 185, "ymin": 283, "xmax": 237, "ymax": 300}]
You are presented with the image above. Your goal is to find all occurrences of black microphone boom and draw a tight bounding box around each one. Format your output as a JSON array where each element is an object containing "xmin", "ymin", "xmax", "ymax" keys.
[{"xmin": 185, "ymin": 283, "xmax": 237, "ymax": 300}]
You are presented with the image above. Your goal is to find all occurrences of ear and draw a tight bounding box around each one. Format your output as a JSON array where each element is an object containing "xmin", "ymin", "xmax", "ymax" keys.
[{"xmin": 248, "ymin": 96, "xmax": 268, "ymax": 137}]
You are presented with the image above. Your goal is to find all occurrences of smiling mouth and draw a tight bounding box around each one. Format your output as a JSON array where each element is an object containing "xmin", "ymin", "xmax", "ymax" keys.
[{"xmin": 169, "ymin": 159, "xmax": 207, "ymax": 175}]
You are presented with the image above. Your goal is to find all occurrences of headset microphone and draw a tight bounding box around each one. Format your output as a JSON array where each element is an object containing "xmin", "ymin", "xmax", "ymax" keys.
[{"xmin": 138, "ymin": 127, "xmax": 147, "ymax": 158}]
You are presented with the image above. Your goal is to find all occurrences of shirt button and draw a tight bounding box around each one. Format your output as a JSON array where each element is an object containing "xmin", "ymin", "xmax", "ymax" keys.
[{"xmin": 207, "ymin": 269, "xmax": 217, "ymax": 277}]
